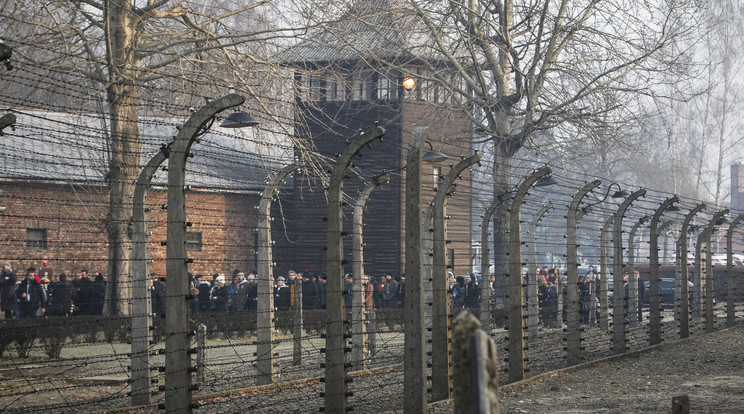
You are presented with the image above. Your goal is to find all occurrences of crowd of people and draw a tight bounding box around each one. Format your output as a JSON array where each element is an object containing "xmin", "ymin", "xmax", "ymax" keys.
[
  {"xmin": 2, "ymin": 255, "xmax": 618, "ymax": 332},
  {"xmin": 0, "ymin": 258, "xmax": 106, "ymax": 319}
]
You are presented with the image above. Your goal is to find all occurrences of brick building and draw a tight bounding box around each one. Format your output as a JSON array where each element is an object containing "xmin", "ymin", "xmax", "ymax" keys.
[{"xmin": 0, "ymin": 110, "xmax": 286, "ymax": 278}]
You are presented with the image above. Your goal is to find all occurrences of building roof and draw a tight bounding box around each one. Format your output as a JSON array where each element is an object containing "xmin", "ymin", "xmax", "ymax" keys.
[
  {"xmin": 275, "ymin": 0, "xmax": 436, "ymax": 66},
  {"xmin": 0, "ymin": 109, "xmax": 292, "ymax": 192}
]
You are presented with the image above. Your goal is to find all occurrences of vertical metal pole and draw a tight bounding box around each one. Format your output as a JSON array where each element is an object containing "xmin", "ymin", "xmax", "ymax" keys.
[
  {"xmin": 649, "ymin": 197, "xmax": 679, "ymax": 345},
  {"xmin": 612, "ymin": 189, "xmax": 645, "ymax": 355},
  {"xmin": 507, "ymin": 166, "xmax": 552, "ymax": 383},
  {"xmin": 431, "ymin": 154, "xmax": 481, "ymax": 401},
  {"xmin": 528, "ymin": 203, "xmax": 553, "ymax": 341},
  {"xmin": 726, "ymin": 213, "xmax": 744, "ymax": 327},
  {"xmin": 351, "ymin": 173, "xmax": 389, "ymax": 370},
  {"xmin": 165, "ymin": 94, "xmax": 244, "ymax": 413},
  {"xmin": 131, "ymin": 149, "xmax": 167, "ymax": 406},
  {"xmin": 599, "ymin": 216, "xmax": 613, "ymax": 332},
  {"xmin": 404, "ymin": 127, "xmax": 428, "ymax": 413},
  {"xmin": 566, "ymin": 180, "xmax": 601, "ymax": 366},
  {"xmin": 678, "ymin": 204, "xmax": 706, "ymax": 339},
  {"xmin": 325, "ymin": 127, "xmax": 386, "ymax": 413},
  {"xmin": 258, "ymin": 162, "xmax": 303, "ymax": 385}
]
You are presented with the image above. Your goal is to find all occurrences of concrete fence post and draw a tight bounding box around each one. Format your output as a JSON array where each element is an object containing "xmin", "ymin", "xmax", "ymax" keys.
[
  {"xmin": 325, "ymin": 126, "xmax": 386, "ymax": 413},
  {"xmin": 599, "ymin": 216, "xmax": 613, "ymax": 332},
  {"xmin": 257, "ymin": 162, "xmax": 304, "ymax": 385},
  {"xmin": 196, "ymin": 323, "xmax": 207, "ymax": 383},
  {"xmin": 726, "ymin": 213, "xmax": 744, "ymax": 327},
  {"xmin": 649, "ymin": 197, "xmax": 679, "ymax": 345},
  {"xmin": 293, "ymin": 280, "xmax": 303, "ymax": 365},
  {"xmin": 352, "ymin": 173, "xmax": 389, "ymax": 371},
  {"xmin": 507, "ymin": 166, "xmax": 552, "ymax": 383},
  {"xmin": 612, "ymin": 189, "xmax": 645, "ymax": 355},
  {"xmin": 528, "ymin": 202, "xmax": 553, "ymax": 342},
  {"xmin": 566, "ymin": 180, "xmax": 601, "ymax": 366},
  {"xmin": 678, "ymin": 203, "xmax": 706, "ymax": 339},
  {"xmin": 130, "ymin": 148, "xmax": 168, "ymax": 406},
  {"xmin": 450, "ymin": 311, "xmax": 481, "ymax": 414},
  {"xmin": 165, "ymin": 94, "xmax": 245, "ymax": 413},
  {"xmin": 431, "ymin": 153, "xmax": 481, "ymax": 401}
]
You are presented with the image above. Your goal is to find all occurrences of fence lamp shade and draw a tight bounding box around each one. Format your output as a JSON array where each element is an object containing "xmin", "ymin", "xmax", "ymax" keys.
[{"xmin": 220, "ymin": 112, "xmax": 259, "ymax": 128}]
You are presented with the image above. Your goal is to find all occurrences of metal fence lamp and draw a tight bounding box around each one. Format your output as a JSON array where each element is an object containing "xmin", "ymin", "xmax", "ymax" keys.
[{"xmin": 220, "ymin": 111, "xmax": 260, "ymax": 128}]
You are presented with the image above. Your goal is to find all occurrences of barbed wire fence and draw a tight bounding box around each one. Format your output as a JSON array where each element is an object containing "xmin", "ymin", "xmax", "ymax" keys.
[{"xmin": 1, "ymin": 56, "xmax": 743, "ymax": 414}]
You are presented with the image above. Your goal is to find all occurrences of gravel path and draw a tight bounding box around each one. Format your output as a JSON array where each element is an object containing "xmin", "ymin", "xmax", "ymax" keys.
[{"xmin": 494, "ymin": 326, "xmax": 744, "ymax": 413}]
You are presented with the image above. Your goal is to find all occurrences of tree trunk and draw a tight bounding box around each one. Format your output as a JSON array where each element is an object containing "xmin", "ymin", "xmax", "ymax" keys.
[{"xmin": 104, "ymin": 0, "xmax": 140, "ymax": 316}]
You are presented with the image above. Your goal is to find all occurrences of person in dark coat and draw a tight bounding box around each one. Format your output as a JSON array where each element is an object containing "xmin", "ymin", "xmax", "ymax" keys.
[
  {"xmin": 90, "ymin": 273, "xmax": 106, "ymax": 315},
  {"xmin": 370, "ymin": 275, "xmax": 382, "ymax": 309},
  {"xmin": 382, "ymin": 274, "xmax": 398, "ymax": 308},
  {"xmin": 578, "ymin": 275, "xmax": 591, "ymax": 324},
  {"xmin": 231, "ymin": 272, "xmax": 248, "ymax": 313},
  {"xmin": 47, "ymin": 273, "xmax": 74, "ymax": 317},
  {"xmin": 196, "ymin": 275, "xmax": 212, "ymax": 314},
  {"xmin": 274, "ymin": 276, "xmax": 291, "ymax": 311},
  {"xmin": 152, "ymin": 276, "xmax": 166, "ymax": 316},
  {"xmin": 210, "ymin": 274, "xmax": 229, "ymax": 313},
  {"xmin": 463, "ymin": 274, "xmax": 480, "ymax": 310},
  {"xmin": 316, "ymin": 274, "xmax": 327, "ymax": 309},
  {"xmin": 396, "ymin": 275, "xmax": 406, "ymax": 308},
  {"xmin": 1, "ymin": 262, "xmax": 17, "ymax": 319},
  {"xmin": 301, "ymin": 272, "xmax": 317, "ymax": 310},
  {"xmin": 344, "ymin": 274, "xmax": 354, "ymax": 309},
  {"xmin": 544, "ymin": 279, "xmax": 558, "ymax": 327},
  {"xmin": 74, "ymin": 271, "xmax": 93, "ymax": 315},
  {"xmin": 245, "ymin": 274, "xmax": 258, "ymax": 311},
  {"xmin": 15, "ymin": 267, "xmax": 45, "ymax": 318}
]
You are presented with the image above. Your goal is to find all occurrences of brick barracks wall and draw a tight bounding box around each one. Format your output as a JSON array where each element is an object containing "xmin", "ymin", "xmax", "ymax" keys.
[{"xmin": 0, "ymin": 181, "xmax": 260, "ymax": 279}]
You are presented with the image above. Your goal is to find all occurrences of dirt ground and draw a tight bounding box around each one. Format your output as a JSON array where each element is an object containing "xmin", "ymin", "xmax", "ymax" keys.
[{"xmin": 494, "ymin": 326, "xmax": 744, "ymax": 413}]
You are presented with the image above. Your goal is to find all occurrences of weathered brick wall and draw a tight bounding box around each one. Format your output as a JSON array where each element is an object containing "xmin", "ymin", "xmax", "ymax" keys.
[
  {"xmin": 0, "ymin": 181, "xmax": 260, "ymax": 279},
  {"xmin": 0, "ymin": 181, "xmax": 109, "ymax": 274}
]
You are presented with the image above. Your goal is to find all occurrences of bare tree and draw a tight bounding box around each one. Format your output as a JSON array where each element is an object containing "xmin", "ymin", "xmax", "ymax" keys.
[
  {"xmin": 0, "ymin": 0, "xmax": 298, "ymax": 315},
  {"xmin": 287, "ymin": 0, "xmax": 702, "ymax": 285}
]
